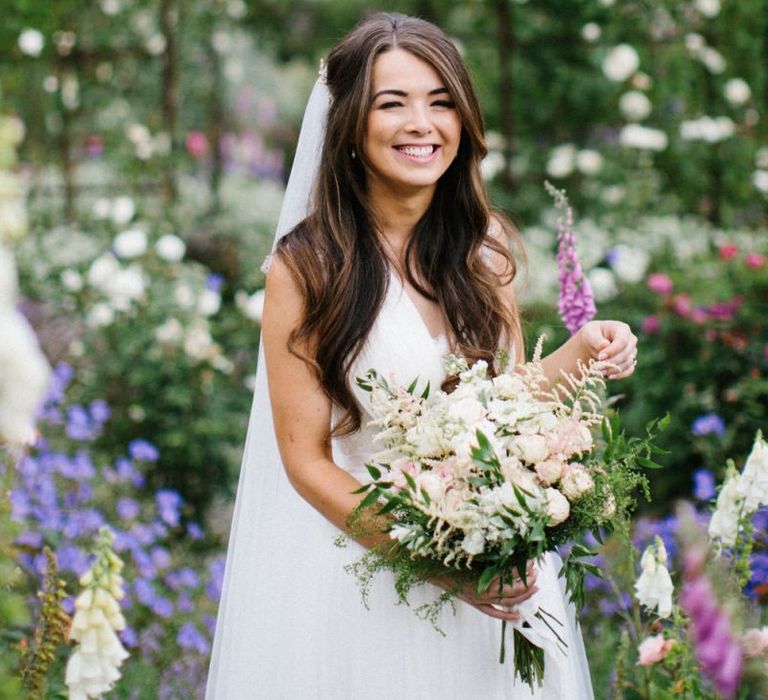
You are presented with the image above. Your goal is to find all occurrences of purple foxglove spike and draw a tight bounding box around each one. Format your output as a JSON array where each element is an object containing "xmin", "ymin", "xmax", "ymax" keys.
[{"xmin": 546, "ymin": 182, "xmax": 597, "ymax": 335}]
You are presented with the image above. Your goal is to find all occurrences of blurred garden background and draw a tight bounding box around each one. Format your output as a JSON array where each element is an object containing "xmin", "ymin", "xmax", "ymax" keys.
[{"xmin": 1, "ymin": 0, "xmax": 767, "ymax": 697}]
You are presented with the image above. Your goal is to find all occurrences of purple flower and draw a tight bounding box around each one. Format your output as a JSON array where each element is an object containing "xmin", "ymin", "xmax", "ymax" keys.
[
  {"xmin": 134, "ymin": 578, "xmax": 157, "ymax": 606},
  {"xmin": 206, "ymin": 555, "xmax": 226, "ymax": 602},
  {"xmin": 693, "ymin": 469, "xmax": 716, "ymax": 501},
  {"xmin": 187, "ymin": 522, "xmax": 204, "ymax": 540},
  {"xmin": 117, "ymin": 497, "xmax": 141, "ymax": 521},
  {"xmin": 116, "ymin": 457, "xmax": 145, "ymax": 488},
  {"xmin": 150, "ymin": 546, "xmax": 172, "ymax": 570},
  {"xmin": 16, "ymin": 530, "xmax": 43, "ymax": 548},
  {"xmin": 680, "ymin": 553, "xmax": 743, "ymax": 698},
  {"xmin": 65, "ymin": 406, "xmax": 96, "ymax": 441},
  {"xmin": 691, "ymin": 413, "xmax": 726, "ymax": 439},
  {"xmin": 121, "ymin": 626, "xmax": 138, "ymax": 648},
  {"xmin": 177, "ymin": 622, "xmax": 211, "ymax": 654},
  {"xmin": 550, "ymin": 186, "xmax": 596, "ymax": 335},
  {"xmin": 152, "ymin": 596, "xmax": 174, "ymax": 618},
  {"xmin": 205, "ymin": 273, "xmax": 224, "ymax": 293},
  {"xmin": 129, "ymin": 439, "xmax": 160, "ymax": 462},
  {"xmin": 156, "ymin": 489, "xmax": 183, "ymax": 527},
  {"xmin": 89, "ymin": 399, "xmax": 110, "ymax": 423}
]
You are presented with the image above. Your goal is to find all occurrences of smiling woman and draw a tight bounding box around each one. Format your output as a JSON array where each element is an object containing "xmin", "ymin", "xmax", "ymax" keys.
[{"xmin": 207, "ymin": 12, "xmax": 635, "ymax": 700}]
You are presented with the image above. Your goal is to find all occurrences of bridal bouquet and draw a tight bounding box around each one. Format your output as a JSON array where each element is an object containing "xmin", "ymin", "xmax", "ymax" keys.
[{"xmin": 344, "ymin": 339, "xmax": 667, "ymax": 690}]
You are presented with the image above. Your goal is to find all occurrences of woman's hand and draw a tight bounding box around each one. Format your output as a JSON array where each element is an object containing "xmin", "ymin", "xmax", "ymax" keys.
[
  {"xmin": 577, "ymin": 320, "xmax": 638, "ymax": 380},
  {"xmin": 435, "ymin": 562, "xmax": 539, "ymax": 622}
]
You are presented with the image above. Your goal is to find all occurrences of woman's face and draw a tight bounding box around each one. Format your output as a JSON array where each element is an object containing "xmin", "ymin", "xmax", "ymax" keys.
[{"xmin": 363, "ymin": 48, "xmax": 462, "ymax": 197}]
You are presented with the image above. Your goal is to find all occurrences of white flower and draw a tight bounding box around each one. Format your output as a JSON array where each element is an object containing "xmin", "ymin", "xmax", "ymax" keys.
[
  {"xmin": 184, "ymin": 320, "xmax": 215, "ymax": 361},
  {"xmin": 694, "ymin": 0, "xmax": 720, "ymax": 17},
  {"xmin": 534, "ymin": 459, "xmax": 564, "ymax": 486},
  {"xmin": 619, "ymin": 90, "xmax": 652, "ymax": 121},
  {"xmin": 66, "ymin": 529, "xmax": 129, "ymax": 699},
  {"xmin": 560, "ymin": 466, "xmax": 594, "ymax": 501},
  {"xmin": 480, "ymin": 151, "xmax": 505, "ymax": 181},
  {"xmin": 741, "ymin": 432, "xmax": 768, "ymax": 511},
  {"xmin": 544, "ymin": 488, "xmax": 570, "ymax": 526},
  {"xmin": 86, "ymin": 303, "xmax": 115, "ymax": 328},
  {"xmin": 708, "ymin": 466, "xmax": 748, "ymax": 546},
  {"xmin": 680, "ymin": 116, "xmax": 735, "ymax": 143},
  {"xmin": 154, "ymin": 233, "xmax": 185, "ymax": 262},
  {"xmin": 198, "ymin": 288, "xmax": 221, "ymax": 316},
  {"xmin": 756, "ymin": 148, "xmax": 768, "ymax": 170},
  {"xmin": 113, "ymin": 228, "xmax": 147, "ymax": 259},
  {"xmin": 461, "ymin": 529, "xmax": 485, "ymax": 556},
  {"xmin": 0, "ymin": 246, "xmax": 18, "ymax": 308},
  {"xmin": 447, "ymin": 395, "xmax": 486, "ymax": 427},
  {"xmin": 18, "ymin": 29, "xmax": 45, "ymax": 57},
  {"xmin": 602, "ymin": 44, "xmax": 640, "ymax": 83},
  {"xmin": 110, "ymin": 196, "xmax": 135, "ymax": 225},
  {"xmin": 619, "ymin": 124, "xmax": 668, "ymax": 151},
  {"xmin": 415, "ymin": 472, "xmax": 446, "ymax": 503},
  {"xmin": 587, "ymin": 267, "xmax": 618, "ymax": 302},
  {"xmin": 104, "ymin": 266, "xmax": 146, "ymax": 311},
  {"xmin": 608, "ymin": 244, "xmax": 650, "ymax": 283},
  {"xmin": 724, "ymin": 78, "xmax": 751, "ymax": 106},
  {"xmin": 581, "ymin": 22, "xmax": 601, "ymax": 42},
  {"xmin": 0, "ymin": 197, "xmax": 28, "ymax": 241},
  {"xmin": 634, "ymin": 537, "xmax": 674, "ymax": 618},
  {"xmin": 576, "ymin": 149, "xmax": 603, "ymax": 176},
  {"xmin": 515, "ymin": 434, "xmax": 549, "ymax": 464},
  {"xmin": 87, "ymin": 253, "xmax": 120, "ymax": 289},
  {"xmin": 235, "ymin": 289, "xmax": 265, "ymax": 322},
  {"xmin": 546, "ymin": 144, "xmax": 576, "ymax": 178},
  {"xmin": 753, "ymin": 171, "xmax": 768, "ymax": 195},
  {"xmin": 60, "ymin": 269, "xmax": 83, "ymax": 292},
  {"xmin": 154, "ymin": 318, "xmax": 183, "ymax": 344},
  {"xmin": 685, "ymin": 33, "xmax": 706, "ymax": 53},
  {"xmin": 0, "ymin": 310, "xmax": 50, "ymax": 444},
  {"xmin": 174, "ymin": 282, "xmax": 197, "ymax": 310},
  {"xmin": 698, "ymin": 47, "xmax": 726, "ymax": 74},
  {"xmin": 92, "ymin": 198, "xmax": 112, "ymax": 220}
]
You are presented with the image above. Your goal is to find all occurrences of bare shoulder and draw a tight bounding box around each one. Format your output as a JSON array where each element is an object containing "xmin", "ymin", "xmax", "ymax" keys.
[{"xmin": 263, "ymin": 253, "xmax": 305, "ymax": 334}]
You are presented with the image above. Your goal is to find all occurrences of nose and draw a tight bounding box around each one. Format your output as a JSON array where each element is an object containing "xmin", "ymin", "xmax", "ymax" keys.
[{"xmin": 404, "ymin": 103, "xmax": 433, "ymax": 135}]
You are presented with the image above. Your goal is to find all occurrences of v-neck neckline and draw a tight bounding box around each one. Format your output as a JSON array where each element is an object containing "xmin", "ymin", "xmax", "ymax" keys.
[{"xmin": 388, "ymin": 267, "xmax": 449, "ymax": 347}]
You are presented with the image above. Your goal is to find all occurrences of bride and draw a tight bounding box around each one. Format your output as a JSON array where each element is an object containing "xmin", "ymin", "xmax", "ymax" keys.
[{"xmin": 206, "ymin": 12, "xmax": 637, "ymax": 699}]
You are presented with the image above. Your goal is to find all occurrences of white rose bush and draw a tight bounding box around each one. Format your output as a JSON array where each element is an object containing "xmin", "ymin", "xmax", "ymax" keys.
[{"xmin": 345, "ymin": 339, "xmax": 667, "ymax": 689}]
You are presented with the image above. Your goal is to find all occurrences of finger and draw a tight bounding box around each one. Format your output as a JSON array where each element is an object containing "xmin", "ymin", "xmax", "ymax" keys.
[
  {"xmin": 475, "ymin": 604, "xmax": 521, "ymax": 622},
  {"xmin": 597, "ymin": 326, "xmax": 633, "ymax": 360},
  {"xmin": 606, "ymin": 345, "xmax": 637, "ymax": 372},
  {"xmin": 495, "ymin": 586, "xmax": 539, "ymax": 608}
]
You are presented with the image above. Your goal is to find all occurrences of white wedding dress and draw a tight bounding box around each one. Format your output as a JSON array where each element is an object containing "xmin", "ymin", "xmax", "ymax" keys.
[{"xmin": 206, "ymin": 265, "xmax": 594, "ymax": 699}]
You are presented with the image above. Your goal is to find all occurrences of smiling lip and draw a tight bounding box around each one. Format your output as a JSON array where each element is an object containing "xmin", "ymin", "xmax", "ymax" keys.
[{"xmin": 393, "ymin": 144, "xmax": 440, "ymax": 163}]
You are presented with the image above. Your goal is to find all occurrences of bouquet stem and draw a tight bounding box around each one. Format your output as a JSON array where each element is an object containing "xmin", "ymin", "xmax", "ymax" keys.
[{"xmin": 502, "ymin": 626, "xmax": 545, "ymax": 691}]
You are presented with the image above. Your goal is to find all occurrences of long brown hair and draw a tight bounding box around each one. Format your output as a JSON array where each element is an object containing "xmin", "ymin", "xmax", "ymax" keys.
[{"xmin": 276, "ymin": 12, "xmax": 524, "ymax": 435}]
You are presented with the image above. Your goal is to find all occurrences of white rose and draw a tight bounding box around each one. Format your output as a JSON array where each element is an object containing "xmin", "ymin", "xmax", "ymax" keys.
[
  {"xmin": 634, "ymin": 538, "xmax": 674, "ymax": 618},
  {"xmin": 155, "ymin": 234, "xmax": 186, "ymax": 262},
  {"xmin": 516, "ymin": 434, "xmax": 548, "ymax": 464},
  {"xmin": 602, "ymin": 44, "xmax": 640, "ymax": 83},
  {"xmin": 545, "ymin": 488, "xmax": 570, "ymax": 526},
  {"xmin": 113, "ymin": 229, "xmax": 147, "ymax": 258},
  {"xmin": 534, "ymin": 459, "xmax": 564, "ymax": 486},
  {"xmin": 560, "ymin": 466, "xmax": 594, "ymax": 501},
  {"xmin": 492, "ymin": 372, "xmax": 524, "ymax": 398}
]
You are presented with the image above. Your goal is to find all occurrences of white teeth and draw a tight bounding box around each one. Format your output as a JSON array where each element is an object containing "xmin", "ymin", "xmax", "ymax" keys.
[{"xmin": 398, "ymin": 145, "xmax": 434, "ymax": 157}]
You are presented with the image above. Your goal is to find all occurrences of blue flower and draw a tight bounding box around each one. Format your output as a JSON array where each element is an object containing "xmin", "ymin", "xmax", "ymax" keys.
[
  {"xmin": 134, "ymin": 578, "xmax": 157, "ymax": 606},
  {"xmin": 152, "ymin": 596, "xmax": 174, "ymax": 618},
  {"xmin": 117, "ymin": 497, "xmax": 141, "ymax": 521},
  {"xmin": 205, "ymin": 273, "xmax": 224, "ymax": 293},
  {"xmin": 187, "ymin": 522, "xmax": 204, "ymax": 540},
  {"xmin": 177, "ymin": 621, "xmax": 211, "ymax": 654},
  {"xmin": 129, "ymin": 439, "xmax": 160, "ymax": 462},
  {"xmin": 65, "ymin": 405, "xmax": 96, "ymax": 441},
  {"xmin": 156, "ymin": 489, "xmax": 183, "ymax": 527},
  {"xmin": 89, "ymin": 399, "xmax": 110, "ymax": 423},
  {"xmin": 693, "ymin": 469, "xmax": 716, "ymax": 501},
  {"xmin": 120, "ymin": 626, "xmax": 138, "ymax": 648},
  {"xmin": 691, "ymin": 413, "xmax": 726, "ymax": 439}
]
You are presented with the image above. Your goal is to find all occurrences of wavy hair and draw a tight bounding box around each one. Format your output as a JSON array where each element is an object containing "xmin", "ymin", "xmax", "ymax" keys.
[{"xmin": 276, "ymin": 12, "xmax": 524, "ymax": 435}]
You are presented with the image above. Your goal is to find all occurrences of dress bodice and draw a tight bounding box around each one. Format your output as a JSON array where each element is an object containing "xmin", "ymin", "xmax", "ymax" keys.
[{"xmin": 331, "ymin": 270, "xmax": 450, "ymax": 481}]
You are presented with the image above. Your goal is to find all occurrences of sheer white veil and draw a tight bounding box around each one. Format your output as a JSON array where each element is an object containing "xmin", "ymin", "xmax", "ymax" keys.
[{"xmin": 205, "ymin": 75, "xmax": 329, "ymax": 696}]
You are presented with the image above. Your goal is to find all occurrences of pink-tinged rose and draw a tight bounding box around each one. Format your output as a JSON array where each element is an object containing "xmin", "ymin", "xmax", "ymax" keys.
[
  {"xmin": 745, "ymin": 252, "xmax": 766, "ymax": 269},
  {"xmin": 534, "ymin": 459, "xmax": 565, "ymax": 486},
  {"xmin": 390, "ymin": 461, "xmax": 418, "ymax": 491},
  {"xmin": 415, "ymin": 472, "xmax": 446, "ymax": 502},
  {"xmin": 641, "ymin": 315, "xmax": 661, "ymax": 334},
  {"xmin": 544, "ymin": 488, "xmax": 570, "ymax": 526},
  {"xmin": 741, "ymin": 627, "xmax": 768, "ymax": 657},
  {"xmin": 672, "ymin": 294, "xmax": 692, "ymax": 317},
  {"xmin": 548, "ymin": 418, "xmax": 593, "ymax": 458},
  {"xmin": 718, "ymin": 243, "xmax": 739, "ymax": 260},
  {"xmin": 637, "ymin": 635, "xmax": 675, "ymax": 666},
  {"xmin": 185, "ymin": 131, "xmax": 209, "ymax": 159},
  {"xmin": 647, "ymin": 273, "xmax": 673, "ymax": 294},
  {"xmin": 560, "ymin": 465, "xmax": 594, "ymax": 500}
]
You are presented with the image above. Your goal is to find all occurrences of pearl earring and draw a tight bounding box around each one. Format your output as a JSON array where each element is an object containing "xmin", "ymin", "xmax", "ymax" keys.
[{"xmin": 351, "ymin": 147, "xmax": 356, "ymax": 159}]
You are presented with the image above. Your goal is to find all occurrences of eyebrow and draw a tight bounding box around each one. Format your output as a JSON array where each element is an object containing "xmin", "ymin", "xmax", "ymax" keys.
[{"xmin": 372, "ymin": 87, "xmax": 451, "ymax": 100}]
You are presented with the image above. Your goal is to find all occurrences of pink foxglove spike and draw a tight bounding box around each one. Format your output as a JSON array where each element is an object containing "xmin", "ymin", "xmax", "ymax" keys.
[{"xmin": 545, "ymin": 182, "xmax": 596, "ymax": 335}]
